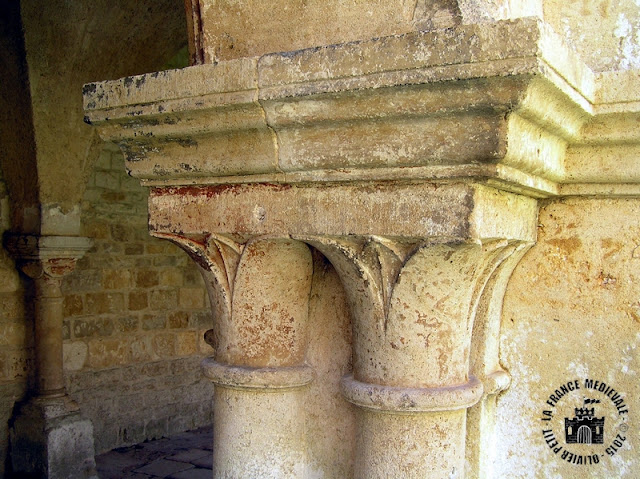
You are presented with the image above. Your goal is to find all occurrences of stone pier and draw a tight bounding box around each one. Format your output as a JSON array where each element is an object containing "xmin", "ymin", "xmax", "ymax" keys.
[
  {"xmin": 5, "ymin": 235, "xmax": 97, "ymax": 479},
  {"xmin": 84, "ymin": 2, "xmax": 640, "ymax": 477}
]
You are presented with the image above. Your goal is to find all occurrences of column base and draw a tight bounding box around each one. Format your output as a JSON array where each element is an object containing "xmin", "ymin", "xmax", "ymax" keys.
[{"xmin": 10, "ymin": 395, "xmax": 98, "ymax": 479}]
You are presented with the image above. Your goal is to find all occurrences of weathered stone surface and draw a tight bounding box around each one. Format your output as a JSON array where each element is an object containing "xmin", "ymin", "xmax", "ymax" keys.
[
  {"xmin": 84, "ymin": 18, "xmax": 640, "ymax": 199},
  {"xmin": 81, "ymin": 4, "xmax": 640, "ymax": 478},
  {"xmin": 497, "ymin": 198, "xmax": 640, "ymax": 478},
  {"xmin": 10, "ymin": 397, "xmax": 98, "ymax": 479}
]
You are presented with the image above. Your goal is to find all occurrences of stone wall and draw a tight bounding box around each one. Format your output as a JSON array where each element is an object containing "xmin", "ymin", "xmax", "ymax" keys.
[
  {"xmin": 61, "ymin": 143, "xmax": 213, "ymax": 454},
  {"xmin": 0, "ymin": 171, "xmax": 32, "ymax": 478},
  {"xmin": 497, "ymin": 197, "xmax": 640, "ymax": 477}
]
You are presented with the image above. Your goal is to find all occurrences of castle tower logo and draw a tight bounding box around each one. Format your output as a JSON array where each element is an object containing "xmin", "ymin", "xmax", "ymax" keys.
[
  {"xmin": 540, "ymin": 378, "xmax": 630, "ymax": 466},
  {"xmin": 564, "ymin": 399, "xmax": 604, "ymax": 445}
]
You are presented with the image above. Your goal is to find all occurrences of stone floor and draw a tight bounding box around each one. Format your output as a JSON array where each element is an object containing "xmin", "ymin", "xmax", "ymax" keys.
[{"xmin": 95, "ymin": 426, "xmax": 213, "ymax": 479}]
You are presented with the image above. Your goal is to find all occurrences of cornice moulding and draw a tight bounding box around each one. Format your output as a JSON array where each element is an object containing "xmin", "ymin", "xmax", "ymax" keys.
[{"xmin": 83, "ymin": 18, "xmax": 640, "ymax": 197}]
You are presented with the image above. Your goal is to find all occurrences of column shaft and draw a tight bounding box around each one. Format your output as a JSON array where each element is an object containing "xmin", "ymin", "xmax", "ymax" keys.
[
  {"xmin": 34, "ymin": 275, "xmax": 66, "ymax": 397},
  {"xmin": 356, "ymin": 410, "xmax": 466, "ymax": 477},
  {"xmin": 169, "ymin": 235, "xmax": 315, "ymax": 478}
]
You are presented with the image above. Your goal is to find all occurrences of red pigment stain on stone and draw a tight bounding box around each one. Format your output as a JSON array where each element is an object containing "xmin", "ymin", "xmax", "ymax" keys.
[{"xmin": 150, "ymin": 183, "xmax": 292, "ymax": 198}]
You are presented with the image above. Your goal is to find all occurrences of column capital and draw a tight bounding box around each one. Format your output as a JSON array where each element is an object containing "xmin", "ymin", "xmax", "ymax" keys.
[{"xmin": 3, "ymin": 234, "xmax": 92, "ymax": 280}]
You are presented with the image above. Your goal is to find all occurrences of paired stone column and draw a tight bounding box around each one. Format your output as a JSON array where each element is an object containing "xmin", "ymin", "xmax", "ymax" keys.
[{"xmin": 4, "ymin": 234, "xmax": 97, "ymax": 479}]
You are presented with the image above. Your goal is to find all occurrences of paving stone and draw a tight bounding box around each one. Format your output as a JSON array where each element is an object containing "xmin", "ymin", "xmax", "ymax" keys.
[
  {"xmin": 97, "ymin": 427, "xmax": 213, "ymax": 477},
  {"xmin": 134, "ymin": 458, "xmax": 194, "ymax": 476},
  {"xmin": 191, "ymin": 454, "xmax": 213, "ymax": 469},
  {"xmin": 168, "ymin": 448, "xmax": 210, "ymax": 463},
  {"xmin": 168, "ymin": 467, "xmax": 212, "ymax": 479},
  {"xmin": 96, "ymin": 451, "xmax": 149, "ymax": 479}
]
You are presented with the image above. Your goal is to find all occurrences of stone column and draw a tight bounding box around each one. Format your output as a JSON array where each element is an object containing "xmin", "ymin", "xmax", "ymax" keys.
[
  {"xmin": 158, "ymin": 233, "xmax": 314, "ymax": 478},
  {"xmin": 4, "ymin": 234, "xmax": 97, "ymax": 479},
  {"xmin": 306, "ymin": 238, "xmax": 529, "ymax": 478}
]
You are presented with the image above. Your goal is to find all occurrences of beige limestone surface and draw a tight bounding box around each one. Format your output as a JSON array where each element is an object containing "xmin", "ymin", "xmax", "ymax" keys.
[
  {"xmin": 498, "ymin": 198, "xmax": 640, "ymax": 477},
  {"xmin": 544, "ymin": 0, "xmax": 640, "ymax": 72},
  {"xmin": 82, "ymin": 5, "xmax": 640, "ymax": 478}
]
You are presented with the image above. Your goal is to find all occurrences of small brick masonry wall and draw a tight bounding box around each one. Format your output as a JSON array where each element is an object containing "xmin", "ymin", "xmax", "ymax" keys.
[
  {"xmin": 0, "ymin": 142, "xmax": 214, "ymax": 474},
  {"xmin": 61, "ymin": 142, "xmax": 213, "ymax": 453}
]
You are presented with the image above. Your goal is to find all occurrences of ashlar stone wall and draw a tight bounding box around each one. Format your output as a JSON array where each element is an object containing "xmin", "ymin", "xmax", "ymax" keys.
[
  {"xmin": 61, "ymin": 143, "xmax": 214, "ymax": 454},
  {"xmin": 497, "ymin": 197, "xmax": 640, "ymax": 477}
]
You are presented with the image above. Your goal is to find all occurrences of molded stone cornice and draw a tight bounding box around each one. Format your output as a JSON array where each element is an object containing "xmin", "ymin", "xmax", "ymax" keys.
[{"xmin": 84, "ymin": 18, "xmax": 640, "ymax": 197}]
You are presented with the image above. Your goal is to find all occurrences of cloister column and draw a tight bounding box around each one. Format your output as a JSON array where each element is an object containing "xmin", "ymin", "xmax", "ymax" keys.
[
  {"xmin": 4, "ymin": 234, "xmax": 97, "ymax": 479},
  {"xmin": 304, "ymin": 202, "xmax": 534, "ymax": 477},
  {"xmin": 157, "ymin": 233, "xmax": 314, "ymax": 477}
]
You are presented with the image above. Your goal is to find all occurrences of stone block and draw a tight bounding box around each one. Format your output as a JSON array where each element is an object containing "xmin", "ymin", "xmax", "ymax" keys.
[
  {"xmin": 0, "ymin": 293, "xmax": 24, "ymax": 321},
  {"xmin": 128, "ymin": 290, "xmax": 148, "ymax": 311},
  {"xmin": 85, "ymin": 292, "xmax": 124, "ymax": 315},
  {"xmin": 142, "ymin": 314, "xmax": 167, "ymax": 331},
  {"xmin": 62, "ymin": 319, "xmax": 71, "ymax": 341},
  {"xmin": 99, "ymin": 191, "xmax": 126, "ymax": 203},
  {"xmin": 134, "ymin": 256, "xmax": 153, "ymax": 267},
  {"xmin": 135, "ymin": 269, "xmax": 159, "ymax": 288},
  {"xmin": 146, "ymin": 242, "xmax": 172, "ymax": 255},
  {"xmin": 176, "ymin": 331, "xmax": 197, "ymax": 356},
  {"xmin": 63, "ymin": 341, "xmax": 88, "ymax": 371},
  {"xmin": 149, "ymin": 289, "xmax": 179, "ymax": 311},
  {"xmin": 179, "ymin": 288, "xmax": 205, "ymax": 309},
  {"xmin": 87, "ymin": 339, "xmax": 129, "ymax": 369},
  {"xmin": 124, "ymin": 243, "xmax": 144, "ymax": 255},
  {"xmin": 64, "ymin": 294, "xmax": 85, "ymax": 316},
  {"xmin": 153, "ymin": 255, "xmax": 179, "ymax": 267},
  {"xmin": 160, "ymin": 269, "xmax": 184, "ymax": 287},
  {"xmin": 73, "ymin": 318, "xmax": 114, "ymax": 338},
  {"xmin": 10, "ymin": 401, "xmax": 98, "ymax": 479},
  {"xmin": 129, "ymin": 335, "xmax": 155, "ymax": 362},
  {"xmin": 135, "ymin": 360, "xmax": 171, "ymax": 379},
  {"xmin": 0, "ymin": 264, "xmax": 20, "ymax": 293},
  {"xmin": 61, "ymin": 270, "xmax": 102, "ymax": 294},
  {"xmin": 152, "ymin": 333, "xmax": 177, "ymax": 358},
  {"xmin": 102, "ymin": 269, "xmax": 131, "ymax": 290},
  {"xmin": 0, "ymin": 349, "xmax": 32, "ymax": 382},
  {"xmin": 116, "ymin": 316, "xmax": 139, "ymax": 333},
  {"xmin": 0, "ymin": 320, "xmax": 27, "ymax": 346},
  {"xmin": 81, "ymin": 221, "xmax": 110, "ymax": 240},
  {"xmin": 189, "ymin": 311, "xmax": 212, "ymax": 329},
  {"xmin": 168, "ymin": 311, "xmax": 189, "ymax": 329},
  {"xmin": 110, "ymin": 224, "xmax": 131, "ymax": 242},
  {"xmin": 183, "ymin": 269, "xmax": 203, "ymax": 286}
]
